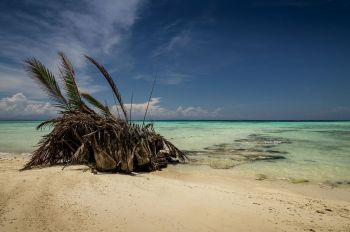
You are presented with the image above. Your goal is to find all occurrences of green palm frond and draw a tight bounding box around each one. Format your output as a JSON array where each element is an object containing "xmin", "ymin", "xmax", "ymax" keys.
[
  {"xmin": 85, "ymin": 55, "xmax": 128, "ymax": 121},
  {"xmin": 36, "ymin": 118, "xmax": 58, "ymax": 130},
  {"xmin": 58, "ymin": 52, "xmax": 83, "ymax": 111},
  {"xmin": 81, "ymin": 92, "xmax": 111, "ymax": 116},
  {"xmin": 25, "ymin": 58, "xmax": 68, "ymax": 110}
]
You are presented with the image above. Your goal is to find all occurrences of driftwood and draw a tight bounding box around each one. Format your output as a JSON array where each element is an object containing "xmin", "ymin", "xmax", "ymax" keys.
[{"xmin": 21, "ymin": 53, "xmax": 186, "ymax": 173}]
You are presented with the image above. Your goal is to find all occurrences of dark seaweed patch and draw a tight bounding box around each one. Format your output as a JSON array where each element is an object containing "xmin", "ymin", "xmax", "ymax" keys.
[
  {"xmin": 321, "ymin": 180, "xmax": 350, "ymax": 188},
  {"xmin": 313, "ymin": 130, "xmax": 350, "ymax": 137},
  {"xmin": 255, "ymin": 155, "xmax": 285, "ymax": 161},
  {"xmin": 234, "ymin": 134, "xmax": 292, "ymax": 146},
  {"xmin": 186, "ymin": 134, "xmax": 290, "ymax": 169},
  {"xmin": 265, "ymin": 150, "xmax": 289, "ymax": 154},
  {"xmin": 266, "ymin": 129, "xmax": 299, "ymax": 133}
]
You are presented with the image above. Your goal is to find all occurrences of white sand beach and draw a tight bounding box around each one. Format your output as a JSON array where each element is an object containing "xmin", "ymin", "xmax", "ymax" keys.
[{"xmin": 1, "ymin": 155, "xmax": 349, "ymax": 232}]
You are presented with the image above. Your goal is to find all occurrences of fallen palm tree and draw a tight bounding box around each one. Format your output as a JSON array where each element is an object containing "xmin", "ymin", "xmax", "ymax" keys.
[{"xmin": 21, "ymin": 52, "xmax": 186, "ymax": 173}]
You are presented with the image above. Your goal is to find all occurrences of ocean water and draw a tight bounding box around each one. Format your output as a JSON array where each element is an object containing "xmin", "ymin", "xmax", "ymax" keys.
[{"xmin": 1, "ymin": 120, "xmax": 350, "ymax": 184}]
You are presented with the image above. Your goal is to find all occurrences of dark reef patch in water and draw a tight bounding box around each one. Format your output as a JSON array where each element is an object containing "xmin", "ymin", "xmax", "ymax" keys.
[
  {"xmin": 186, "ymin": 133, "xmax": 290, "ymax": 169},
  {"xmin": 264, "ymin": 129, "xmax": 300, "ymax": 133},
  {"xmin": 265, "ymin": 150, "xmax": 289, "ymax": 154},
  {"xmin": 312, "ymin": 130, "xmax": 350, "ymax": 137},
  {"xmin": 235, "ymin": 134, "xmax": 292, "ymax": 145}
]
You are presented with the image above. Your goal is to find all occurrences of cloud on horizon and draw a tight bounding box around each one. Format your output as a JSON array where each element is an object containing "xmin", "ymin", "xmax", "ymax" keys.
[
  {"xmin": 0, "ymin": 93, "xmax": 221, "ymax": 120},
  {"xmin": 111, "ymin": 97, "xmax": 222, "ymax": 120},
  {"xmin": 0, "ymin": 93, "xmax": 56, "ymax": 120}
]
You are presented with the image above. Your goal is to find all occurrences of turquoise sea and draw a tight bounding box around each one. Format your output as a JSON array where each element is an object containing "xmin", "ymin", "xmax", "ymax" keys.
[{"xmin": 1, "ymin": 120, "xmax": 350, "ymax": 184}]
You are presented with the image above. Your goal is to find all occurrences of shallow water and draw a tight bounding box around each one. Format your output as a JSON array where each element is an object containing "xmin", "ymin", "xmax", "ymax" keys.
[{"xmin": 1, "ymin": 120, "xmax": 350, "ymax": 184}]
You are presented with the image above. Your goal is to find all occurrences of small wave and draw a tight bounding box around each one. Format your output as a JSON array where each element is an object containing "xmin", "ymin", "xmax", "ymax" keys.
[
  {"xmin": 0, "ymin": 152, "xmax": 12, "ymax": 157},
  {"xmin": 0, "ymin": 152, "xmax": 32, "ymax": 158}
]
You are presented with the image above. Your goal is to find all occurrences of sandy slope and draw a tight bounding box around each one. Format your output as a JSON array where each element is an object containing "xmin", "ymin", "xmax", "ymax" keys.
[{"xmin": 0, "ymin": 155, "xmax": 349, "ymax": 232}]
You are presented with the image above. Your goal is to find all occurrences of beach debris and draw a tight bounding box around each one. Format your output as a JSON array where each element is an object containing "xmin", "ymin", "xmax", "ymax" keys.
[
  {"xmin": 21, "ymin": 53, "xmax": 186, "ymax": 173},
  {"xmin": 290, "ymin": 178, "xmax": 309, "ymax": 184},
  {"xmin": 320, "ymin": 180, "xmax": 350, "ymax": 188},
  {"xmin": 316, "ymin": 210, "xmax": 325, "ymax": 214},
  {"xmin": 255, "ymin": 174, "xmax": 268, "ymax": 181}
]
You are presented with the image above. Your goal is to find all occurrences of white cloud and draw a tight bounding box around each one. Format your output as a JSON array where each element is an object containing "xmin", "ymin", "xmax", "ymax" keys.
[
  {"xmin": 0, "ymin": 93, "xmax": 56, "ymax": 119},
  {"xmin": 111, "ymin": 97, "xmax": 221, "ymax": 119},
  {"xmin": 0, "ymin": 93, "xmax": 221, "ymax": 120},
  {"xmin": 152, "ymin": 28, "xmax": 192, "ymax": 57},
  {"xmin": 0, "ymin": 64, "xmax": 44, "ymax": 98},
  {"xmin": 163, "ymin": 20, "xmax": 183, "ymax": 32},
  {"xmin": 175, "ymin": 106, "xmax": 222, "ymax": 118},
  {"xmin": 160, "ymin": 72, "xmax": 191, "ymax": 85},
  {"xmin": 0, "ymin": 0, "xmax": 143, "ymax": 97},
  {"xmin": 166, "ymin": 29, "xmax": 192, "ymax": 51},
  {"xmin": 0, "ymin": 63, "xmax": 105, "ymax": 99},
  {"xmin": 1, "ymin": 0, "xmax": 143, "ymax": 66},
  {"xmin": 77, "ymin": 74, "xmax": 106, "ymax": 94}
]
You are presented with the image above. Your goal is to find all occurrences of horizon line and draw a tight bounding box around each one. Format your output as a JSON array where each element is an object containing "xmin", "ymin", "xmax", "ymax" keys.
[{"xmin": 1, "ymin": 119, "xmax": 350, "ymax": 122}]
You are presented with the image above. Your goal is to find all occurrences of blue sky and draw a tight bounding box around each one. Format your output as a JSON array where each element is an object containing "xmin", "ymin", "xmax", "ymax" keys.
[{"xmin": 0, "ymin": 0, "xmax": 349, "ymax": 120}]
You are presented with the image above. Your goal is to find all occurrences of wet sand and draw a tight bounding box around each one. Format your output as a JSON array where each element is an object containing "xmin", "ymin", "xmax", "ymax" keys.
[{"xmin": 0, "ymin": 155, "xmax": 349, "ymax": 232}]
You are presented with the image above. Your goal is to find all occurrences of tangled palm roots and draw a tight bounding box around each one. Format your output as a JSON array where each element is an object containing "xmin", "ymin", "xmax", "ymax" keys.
[
  {"xmin": 23, "ymin": 112, "xmax": 185, "ymax": 173},
  {"xmin": 21, "ymin": 52, "xmax": 186, "ymax": 173}
]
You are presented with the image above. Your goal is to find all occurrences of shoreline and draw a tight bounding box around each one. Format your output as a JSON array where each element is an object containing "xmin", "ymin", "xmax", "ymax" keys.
[{"xmin": 1, "ymin": 156, "xmax": 350, "ymax": 231}]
